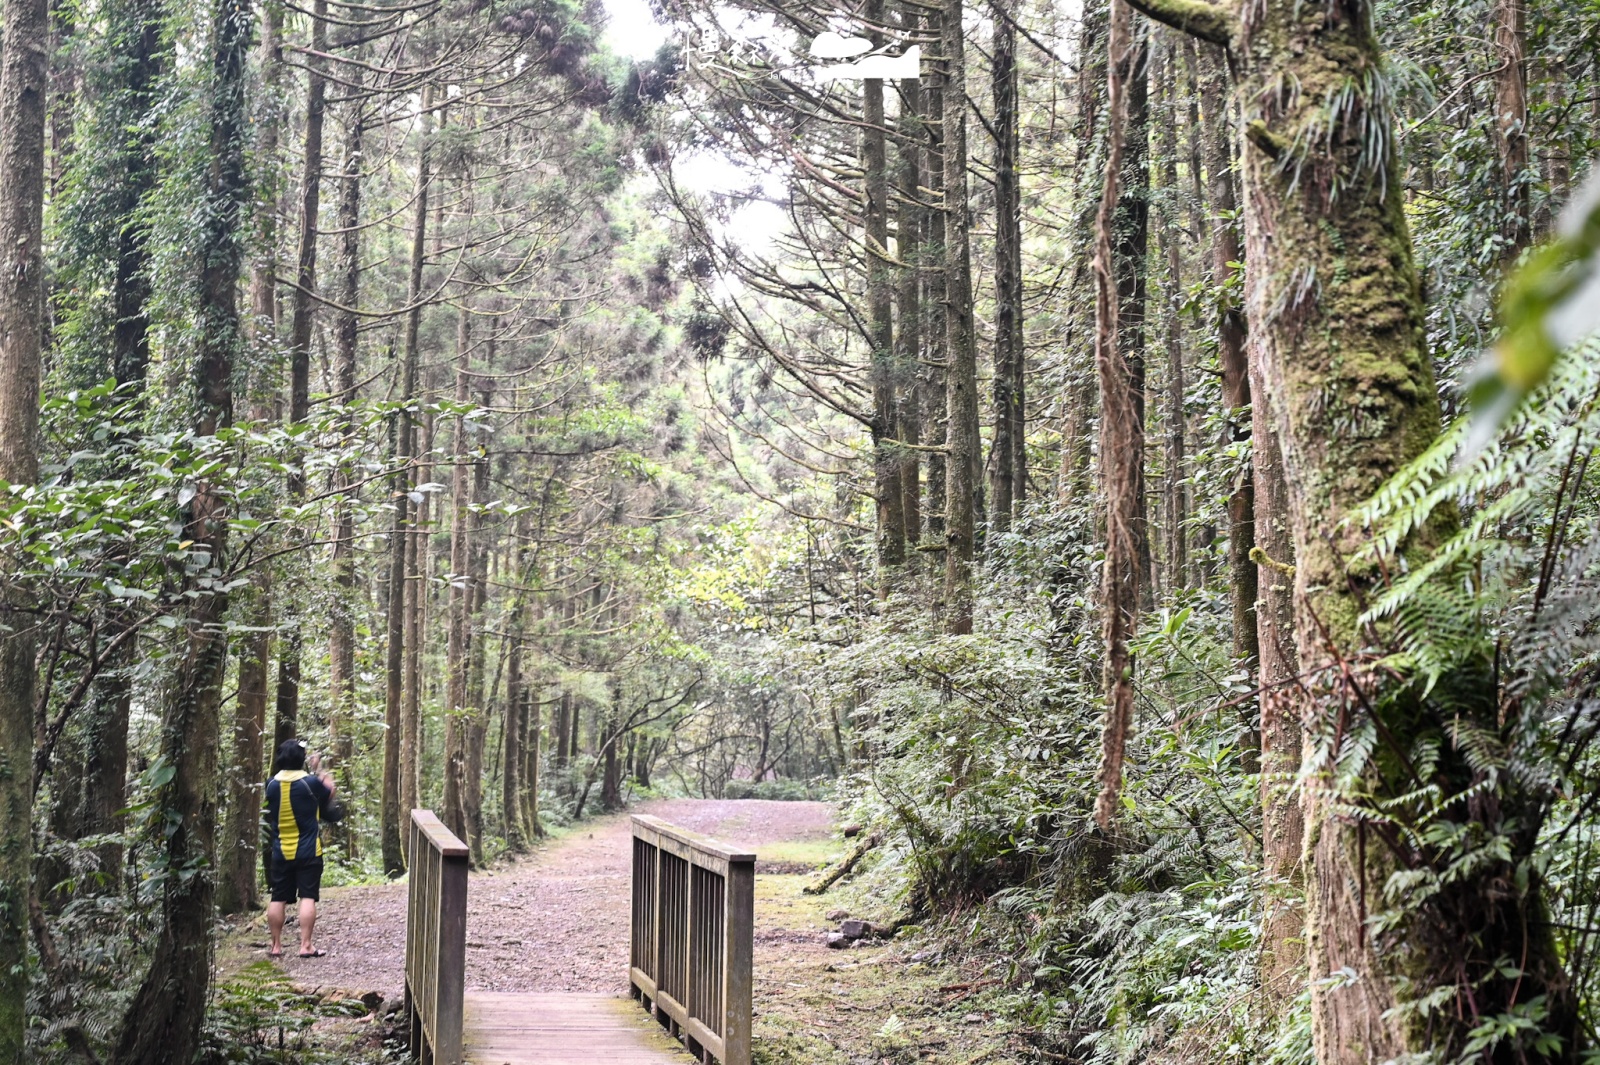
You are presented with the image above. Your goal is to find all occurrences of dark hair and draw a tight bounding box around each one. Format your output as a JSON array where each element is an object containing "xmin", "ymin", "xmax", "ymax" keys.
[{"xmin": 275, "ymin": 738, "xmax": 307, "ymax": 772}]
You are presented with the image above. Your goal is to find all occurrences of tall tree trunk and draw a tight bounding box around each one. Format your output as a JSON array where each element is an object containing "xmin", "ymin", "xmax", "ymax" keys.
[
  {"xmin": 940, "ymin": 0, "xmax": 978, "ymax": 634},
  {"xmin": 555, "ymin": 690, "xmax": 571, "ymax": 770},
  {"xmin": 864, "ymin": 0, "xmax": 903, "ymax": 585},
  {"xmin": 989, "ymin": 0, "xmax": 1022, "ymax": 534},
  {"xmin": 443, "ymin": 309, "xmax": 474, "ymax": 842},
  {"xmin": 1196, "ymin": 42, "xmax": 1258, "ymax": 669},
  {"xmin": 324, "ymin": 88, "xmax": 363, "ymax": 856},
  {"xmin": 231, "ymin": 0, "xmax": 281, "ymax": 894},
  {"xmin": 463, "ymin": 381, "xmax": 493, "ymax": 863},
  {"xmin": 502, "ymin": 503, "xmax": 534, "ymax": 851},
  {"xmin": 272, "ymin": 0, "xmax": 327, "ymax": 750},
  {"xmin": 111, "ymin": 1, "xmax": 249, "ymax": 1058},
  {"xmin": 381, "ymin": 83, "xmax": 431, "ymax": 876},
  {"xmin": 80, "ymin": 0, "xmax": 165, "ymax": 895},
  {"xmin": 601, "ymin": 676, "xmax": 623, "ymax": 811},
  {"xmin": 1251, "ymin": 302, "xmax": 1301, "ymax": 1005},
  {"xmin": 1128, "ymin": 0, "xmax": 1579, "ymax": 1055},
  {"xmin": 1091, "ymin": 0, "xmax": 1144, "ymax": 832},
  {"xmin": 1117, "ymin": 15, "xmax": 1152, "ymax": 606},
  {"xmin": 1491, "ymin": 0, "xmax": 1530, "ymax": 255},
  {"xmin": 1155, "ymin": 41, "xmax": 1187, "ymax": 592},
  {"xmin": 521, "ymin": 689, "xmax": 542, "ymax": 838},
  {"xmin": 0, "ymin": 0, "xmax": 48, "ymax": 1044},
  {"xmin": 923, "ymin": 11, "xmax": 947, "ymax": 553},
  {"xmin": 895, "ymin": 2, "xmax": 923, "ymax": 556},
  {"xmin": 404, "ymin": 410, "xmax": 433, "ymax": 814}
]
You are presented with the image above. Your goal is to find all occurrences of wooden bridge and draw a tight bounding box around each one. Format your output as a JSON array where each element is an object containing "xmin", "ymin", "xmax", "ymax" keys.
[{"xmin": 404, "ymin": 810, "xmax": 755, "ymax": 1065}]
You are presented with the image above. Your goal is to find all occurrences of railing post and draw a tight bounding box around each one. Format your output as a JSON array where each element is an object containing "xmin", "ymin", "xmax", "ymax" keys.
[
  {"xmin": 629, "ymin": 816, "xmax": 755, "ymax": 1065},
  {"xmin": 722, "ymin": 855, "xmax": 754, "ymax": 1065},
  {"xmin": 405, "ymin": 810, "xmax": 469, "ymax": 1065},
  {"xmin": 435, "ymin": 844, "xmax": 467, "ymax": 1065}
]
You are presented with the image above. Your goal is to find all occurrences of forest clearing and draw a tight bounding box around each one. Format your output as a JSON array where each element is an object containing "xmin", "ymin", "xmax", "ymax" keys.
[{"xmin": 2, "ymin": 0, "xmax": 1600, "ymax": 1061}]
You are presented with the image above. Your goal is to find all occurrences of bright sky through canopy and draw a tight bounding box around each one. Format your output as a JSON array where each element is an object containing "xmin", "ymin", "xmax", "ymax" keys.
[{"xmin": 603, "ymin": 0, "xmax": 669, "ymax": 58}]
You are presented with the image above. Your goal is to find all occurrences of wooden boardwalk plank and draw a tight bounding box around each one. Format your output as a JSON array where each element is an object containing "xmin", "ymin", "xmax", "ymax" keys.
[{"xmin": 462, "ymin": 992, "xmax": 691, "ymax": 1065}]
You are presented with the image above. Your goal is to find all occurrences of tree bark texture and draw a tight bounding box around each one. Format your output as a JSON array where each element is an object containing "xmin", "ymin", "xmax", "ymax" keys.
[
  {"xmin": 111, "ymin": 1, "xmax": 249, "ymax": 1059},
  {"xmin": 443, "ymin": 309, "xmax": 474, "ymax": 843},
  {"xmin": 864, "ymin": 0, "xmax": 904, "ymax": 583},
  {"xmin": 0, "ymin": 0, "xmax": 48, "ymax": 1045},
  {"xmin": 1091, "ymin": 0, "xmax": 1144, "ymax": 834},
  {"xmin": 1125, "ymin": 0, "xmax": 1581, "ymax": 1055},
  {"xmin": 326, "ymin": 88, "xmax": 363, "ymax": 852},
  {"xmin": 1156, "ymin": 41, "xmax": 1187, "ymax": 592},
  {"xmin": 989, "ymin": 0, "xmax": 1023, "ymax": 534},
  {"xmin": 895, "ymin": 0, "xmax": 923, "ymax": 555},
  {"xmin": 940, "ymin": 0, "xmax": 979, "ymax": 634},
  {"xmin": 381, "ymin": 84, "xmax": 430, "ymax": 876},
  {"xmin": 1196, "ymin": 42, "xmax": 1258, "ymax": 669}
]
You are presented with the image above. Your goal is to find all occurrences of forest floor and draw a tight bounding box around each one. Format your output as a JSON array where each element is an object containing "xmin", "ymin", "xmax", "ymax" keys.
[{"xmin": 217, "ymin": 799, "xmax": 1032, "ymax": 1064}]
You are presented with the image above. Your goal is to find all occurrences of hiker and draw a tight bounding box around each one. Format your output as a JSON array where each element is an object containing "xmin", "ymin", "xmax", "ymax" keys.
[{"xmin": 263, "ymin": 738, "xmax": 344, "ymax": 959}]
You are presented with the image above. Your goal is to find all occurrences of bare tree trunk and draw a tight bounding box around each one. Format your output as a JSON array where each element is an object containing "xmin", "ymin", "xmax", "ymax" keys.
[
  {"xmin": 521, "ymin": 689, "xmax": 542, "ymax": 838},
  {"xmin": 554, "ymin": 690, "xmax": 570, "ymax": 771},
  {"xmin": 923, "ymin": 12, "xmax": 947, "ymax": 553},
  {"xmin": 940, "ymin": 0, "xmax": 979, "ymax": 634},
  {"xmin": 443, "ymin": 309, "xmax": 474, "ymax": 842},
  {"xmin": 271, "ymin": 0, "xmax": 327, "ymax": 750},
  {"xmin": 231, "ymin": 1, "xmax": 280, "ymax": 894},
  {"xmin": 1197, "ymin": 43, "xmax": 1257, "ymax": 670},
  {"xmin": 864, "ymin": 0, "xmax": 904, "ymax": 585},
  {"xmin": 895, "ymin": 4, "xmax": 923, "ymax": 556},
  {"xmin": 463, "ymin": 381, "xmax": 493, "ymax": 863},
  {"xmin": 1251, "ymin": 313, "xmax": 1302, "ymax": 1006},
  {"xmin": 381, "ymin": 83, "xmax": 431, "ymax": 876},
  {"xmin": 324, "ymin": 89, "xmax": 363, "ymax": 856},
  {"xmin": 0, "ymin": 0, "xmax": 48, "ymax": 1044},
  {"xmin": 404, "ymin": 410, "xmax": 432, "ymax": 814},
  {"xmin": 1091, "ymin": 0, "xmax": 1144, "ymax": 833},
  {"xmin": 989, "ymin": 0, "xmax": 1022, "ymax": 534},
  {"xmin": 1491, "ymin": 0, "xmax": 1530, "ymax": 255},
  {"xmin": 111, "ymin": 1, "xmax": 248, "ymax": 1057},
  {"xmin": 1155, "ymin": 41, "xmax": 1187, "ymax": 592}
]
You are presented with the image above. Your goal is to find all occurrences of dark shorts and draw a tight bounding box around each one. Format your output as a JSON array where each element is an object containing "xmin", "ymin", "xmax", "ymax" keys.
[{"xmin": 270, "ymin": 856, "xmax": 324, "ymax": 904}]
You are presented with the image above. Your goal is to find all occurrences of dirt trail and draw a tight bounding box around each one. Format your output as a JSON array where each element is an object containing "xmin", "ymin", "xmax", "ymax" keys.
[{"xmin": 269, "ymin": 799, "xmax": 834, "ymax": 998}]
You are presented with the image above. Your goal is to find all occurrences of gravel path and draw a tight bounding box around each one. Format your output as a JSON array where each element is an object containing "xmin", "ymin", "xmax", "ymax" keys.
[{"xmin": 271, "ymin": 799, "xmax": 834, "ymax": 999}]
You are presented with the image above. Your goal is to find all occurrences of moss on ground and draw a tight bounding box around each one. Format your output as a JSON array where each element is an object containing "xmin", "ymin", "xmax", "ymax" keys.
[{"xmin": 752, "ymin": 870, "xmax": 1030, "ymax": 1065}]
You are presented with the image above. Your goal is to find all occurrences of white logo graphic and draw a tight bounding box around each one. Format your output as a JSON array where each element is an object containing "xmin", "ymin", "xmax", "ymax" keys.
[{"xmin": 809, "ymin": 31, "xmax": 920, "ymax": 80}]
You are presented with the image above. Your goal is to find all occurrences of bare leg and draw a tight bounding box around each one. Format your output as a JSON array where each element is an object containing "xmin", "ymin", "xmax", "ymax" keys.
[
  {"xmin": 267, "ymin": 901, "xmax": 286, "ymax": 955},
  {"xmin": 298, "ymin": 898, "xmax": 317, "ymax": 954}
]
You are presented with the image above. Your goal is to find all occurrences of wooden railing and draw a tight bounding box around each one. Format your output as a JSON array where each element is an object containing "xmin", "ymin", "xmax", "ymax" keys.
[
  {"xmin": 629, "ymin": 815, "xmax": 755, "ymax": 1065},
  {"xmin": 405, "ymin": 810, "xmax": 469, "ymax": 1065}
]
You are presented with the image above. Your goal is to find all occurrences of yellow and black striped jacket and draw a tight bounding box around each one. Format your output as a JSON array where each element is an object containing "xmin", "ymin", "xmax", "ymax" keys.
[{"xmin": 263, "ymin": 770, "xmax": 344, "ymax": 863}]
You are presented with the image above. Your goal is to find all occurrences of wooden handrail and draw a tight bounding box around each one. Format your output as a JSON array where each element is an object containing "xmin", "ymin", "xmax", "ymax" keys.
[
  {"xmin": 405, "ymin": 809, "xmax": 469, "ymax": 1065},
  {"xmin": 628, "ymin": 815, "xmax": 755, "ymax": 1065}
]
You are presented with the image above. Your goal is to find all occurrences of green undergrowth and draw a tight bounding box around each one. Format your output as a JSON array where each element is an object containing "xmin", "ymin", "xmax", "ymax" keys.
[{"xmin": 197, "ymin": 962, "xmax": 398, "ymax": 1065}]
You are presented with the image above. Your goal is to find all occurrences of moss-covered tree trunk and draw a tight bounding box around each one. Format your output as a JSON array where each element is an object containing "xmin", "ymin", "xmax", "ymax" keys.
[
  {"xmin": 110, "ymin": 1, "xmax": 250, "ymax": 1059},
  {"xmin": 1129, "ymin": 0, "xmax": 1579, "ymax": 1056},
  {"xmin": 0, "ymin": 0, "xmax": 48, "ymax": 1048}
]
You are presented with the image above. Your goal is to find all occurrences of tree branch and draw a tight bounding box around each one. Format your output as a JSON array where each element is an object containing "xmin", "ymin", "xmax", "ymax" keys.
[{"xmin": 1123, "ymin": 0, "xmax": 1234, "ymax": 47}]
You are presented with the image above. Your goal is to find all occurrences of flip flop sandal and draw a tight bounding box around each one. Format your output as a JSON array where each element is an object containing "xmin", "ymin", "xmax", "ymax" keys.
[
  {"xmin": 299, "ymin": 949, "xmax": 327, "ymax": 958},
  {"xmin": 267, "ymin": 950, "xmax": 284, "ymax": 960}
]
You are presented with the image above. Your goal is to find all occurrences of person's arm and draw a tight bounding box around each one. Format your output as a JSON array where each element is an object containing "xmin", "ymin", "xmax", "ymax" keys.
[
  {"xmin": 261, "ymin": 779, "xmax": 277, "ymax": 859},
  {"xmin": 312, "ymin": 773, "xmax": 346, "ymax": 824}
]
